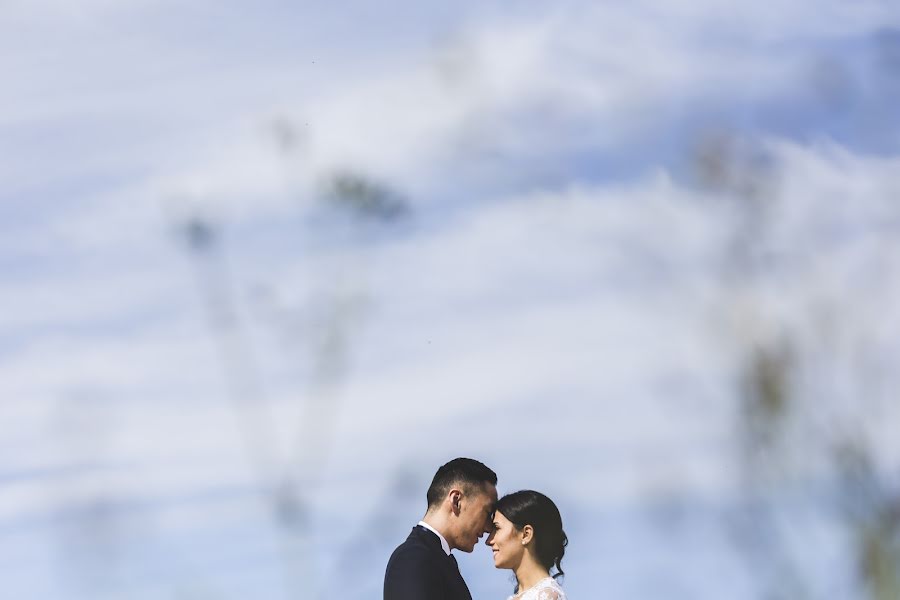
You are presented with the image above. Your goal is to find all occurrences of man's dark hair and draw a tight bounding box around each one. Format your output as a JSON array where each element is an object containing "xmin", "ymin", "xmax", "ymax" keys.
[{"xmin": 426, "ymin": 457, "xmax": 497, "ymax": 509}]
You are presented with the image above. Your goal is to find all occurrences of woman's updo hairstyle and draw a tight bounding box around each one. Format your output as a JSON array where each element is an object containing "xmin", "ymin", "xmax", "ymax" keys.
[{"xmin": 494, "ymin": 490, "xmax": 567, "ymax": 579}]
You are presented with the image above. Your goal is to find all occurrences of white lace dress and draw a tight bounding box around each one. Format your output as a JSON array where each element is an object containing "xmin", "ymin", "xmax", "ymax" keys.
[{"xmin": 507, "ymin": 576, "xmax": 567, "ymax": 600}]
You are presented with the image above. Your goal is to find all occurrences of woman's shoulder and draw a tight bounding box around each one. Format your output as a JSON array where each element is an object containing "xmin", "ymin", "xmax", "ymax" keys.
[
  {"xmin": 537, "ymin": 577, "xmax": 566, "ymax": 600},
  {"xmin": 509, "ymin": 576, "xmax": 567, "ymax": 600}
]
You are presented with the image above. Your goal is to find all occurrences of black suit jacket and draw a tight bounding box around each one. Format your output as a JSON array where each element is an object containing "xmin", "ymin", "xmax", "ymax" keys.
[{"xmin": 384, "ymin": 526, "xmax": 472, "ymax": 600}]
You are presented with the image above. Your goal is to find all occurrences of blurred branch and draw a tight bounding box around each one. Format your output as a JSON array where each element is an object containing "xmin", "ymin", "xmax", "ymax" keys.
[{"xmin": 322, "ymin": 171, "xmax": 410, "ymax": 222}]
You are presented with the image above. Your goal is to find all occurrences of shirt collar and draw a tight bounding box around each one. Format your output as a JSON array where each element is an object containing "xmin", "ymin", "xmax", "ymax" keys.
[{"xmin": 417, "ymin": 520, "xmax": 451, "ymax": 556}]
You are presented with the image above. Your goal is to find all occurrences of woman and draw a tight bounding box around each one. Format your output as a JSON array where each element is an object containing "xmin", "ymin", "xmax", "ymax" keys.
[{"xmin": 485, "ymin": 490, "xmax": 568, "ymax": 600}]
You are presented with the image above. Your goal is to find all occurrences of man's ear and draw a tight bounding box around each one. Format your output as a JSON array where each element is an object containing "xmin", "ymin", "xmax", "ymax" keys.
[
  {"xmin": 521, "ymin": 524, "xmax": 534, "ymax": 545},
  {"xmin": 449, "ymin": 489, "xmax": 462, "ymax": 514}
]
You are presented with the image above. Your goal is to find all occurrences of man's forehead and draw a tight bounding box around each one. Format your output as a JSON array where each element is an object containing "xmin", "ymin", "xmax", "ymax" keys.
[
  {"xmin": 481, "ymin": 483, "xmax": 498, "ymax": 506},
  {"xmin": 487, "ymin": 484, "xmax": 498, "ymax": 502},
  {"xmin": 463, "ymin": 481, "xmax": 497, "ymax": 502}
]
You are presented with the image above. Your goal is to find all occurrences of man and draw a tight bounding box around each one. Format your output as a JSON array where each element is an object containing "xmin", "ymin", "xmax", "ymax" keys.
[{"xmin": 384, "ymin": 457, "xmax": 498, "ymax": 600}]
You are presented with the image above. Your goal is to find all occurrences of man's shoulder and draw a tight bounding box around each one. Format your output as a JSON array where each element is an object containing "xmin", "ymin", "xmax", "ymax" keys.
[
  {"xmin": 384, "ymin": 528, "xmax": 469, "ymax": 600},
  {"xmin": 385, "ymin": 529, "xmax": 444, "ymax": 596},
  {"xmin": 388, "ymin": 530, "xmax": 433, "ymax": 565}
]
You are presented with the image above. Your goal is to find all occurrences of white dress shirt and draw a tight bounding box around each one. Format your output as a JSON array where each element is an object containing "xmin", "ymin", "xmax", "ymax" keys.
[{"xmin": 417, "ymin": 520, "xmax": 451, "ymax": 556}]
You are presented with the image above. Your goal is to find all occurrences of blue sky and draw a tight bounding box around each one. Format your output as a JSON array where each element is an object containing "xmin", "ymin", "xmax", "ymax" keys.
[{"xmin": 2, "ymin": 1, "xmax": 900, "ymax": 599}]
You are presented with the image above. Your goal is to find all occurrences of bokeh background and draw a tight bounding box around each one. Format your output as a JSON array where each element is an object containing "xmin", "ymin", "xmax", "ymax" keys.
[{"xmin": 3, "ymin": 1, "xmax": 900, "ymax": 599}]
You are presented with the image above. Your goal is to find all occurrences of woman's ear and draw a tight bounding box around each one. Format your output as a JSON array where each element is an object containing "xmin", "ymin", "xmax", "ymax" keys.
[{"xmin": 521, "ymin": 524, "xmax": 534, "ymax": 545}]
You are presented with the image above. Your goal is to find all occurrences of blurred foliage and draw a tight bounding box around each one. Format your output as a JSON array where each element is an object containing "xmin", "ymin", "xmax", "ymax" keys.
[
  {"xmin": 183, "ymin": 217, "xmax": 218, "ymax": 254},
  {"xmin": 742, "ymin": 341, "xmax": 792, "ymax": 425},
  {"xmin": 739, "ymin": 340, "xmax": 795, "ymax": 472},
  {"xmin": 269, "ymin": 116, "xmax": 306, "ymax": 155},
  {"xmin": 693, "ymin": 130, "xmax": 778, "ymax": 203},
  {"xmin": 698, "ymin": 118, "xmax": 900, "ymax": 599},
  {"xmin": 156, "ymin": 156, "xmax": 411, "ymax": 597},
  {"xmin": 860, "ymin": 516, "xmax": 900, "ymax": 600},
  {"xmin": 322, "ymin": 171, "xmax": 410, "ymax": 222}
]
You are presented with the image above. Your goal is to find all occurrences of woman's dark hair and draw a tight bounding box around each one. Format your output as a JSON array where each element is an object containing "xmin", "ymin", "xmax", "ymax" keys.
[{"xmin": 495, "ymin": 490, "xmax": 567, "ymax": 579}]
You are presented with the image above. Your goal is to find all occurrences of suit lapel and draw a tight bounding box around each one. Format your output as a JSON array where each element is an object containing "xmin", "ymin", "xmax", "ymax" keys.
[
  {"xmin": 413, "ymin": 526, "xmax": 472, "ymax": 600},
  {"xmin": 443, "ymin": 554, "xmax": 472, "ymax": 600}
]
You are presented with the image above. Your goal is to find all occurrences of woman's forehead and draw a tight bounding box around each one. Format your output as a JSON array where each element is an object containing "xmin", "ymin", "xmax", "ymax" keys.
[{"xmin": 493, "ymin": 510, "xmax": 511, "ymax": 522}]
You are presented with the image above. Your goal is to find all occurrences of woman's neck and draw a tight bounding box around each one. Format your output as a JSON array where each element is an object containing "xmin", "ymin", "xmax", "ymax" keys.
[{"xmin": 514, "ymin": 555, "xmax": 550, "ymax": 595}]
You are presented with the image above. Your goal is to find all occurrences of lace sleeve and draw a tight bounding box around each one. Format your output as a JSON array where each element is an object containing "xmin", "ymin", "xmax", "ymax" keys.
[
  {"xmin": 516, "ymin": 577, "xmax": 567, "ymax": 600},
  {"xmin": 535, "ymin": 579, "xmax": 566, "ymax": 600},
  {"xmin": 537, "ymin": 589, "xmax": 565, "ymax": 600}
]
